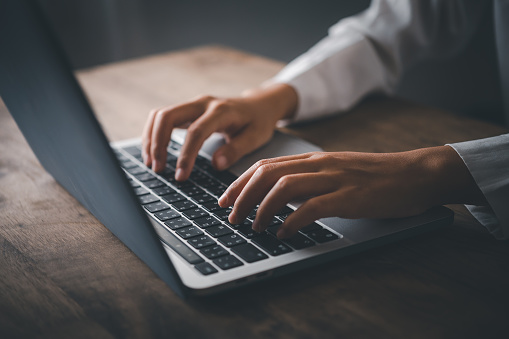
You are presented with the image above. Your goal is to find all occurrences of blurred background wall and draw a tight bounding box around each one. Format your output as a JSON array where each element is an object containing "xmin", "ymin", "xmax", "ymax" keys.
[{"xmin": 37, "ymin": 0, "xmax": 503, "ymax": 125}]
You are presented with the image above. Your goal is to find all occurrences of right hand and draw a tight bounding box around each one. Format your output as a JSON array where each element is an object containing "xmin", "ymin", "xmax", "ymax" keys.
[{"xmin": 142, "ymin": 83, "xmax": 298, "ymax": 181}]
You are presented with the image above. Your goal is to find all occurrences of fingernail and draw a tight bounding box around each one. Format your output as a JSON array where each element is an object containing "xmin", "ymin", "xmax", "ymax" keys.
[
  {"xmin": 252, "ymin": 221, "xmax": 260, "ymax": 232},
  {"xmin": 277, "ymin": 228, "xmax": 288, "ymax": 239},
  {"xmin": 175, "ymin": 168, "xmax": 185, "ymax": 181},
  {"xmin": 228, "ymin": 211, "xmax": 237, "ymax": 224},
  {"xmin": 216, "ymin": 155, "xmax": 228, "ymax": 171}
]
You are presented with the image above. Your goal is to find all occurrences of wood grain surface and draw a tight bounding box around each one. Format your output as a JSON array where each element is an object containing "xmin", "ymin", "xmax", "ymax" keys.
[{"xmin": 1, "ymin": 46, "xmax": 508, "ymax": 339}]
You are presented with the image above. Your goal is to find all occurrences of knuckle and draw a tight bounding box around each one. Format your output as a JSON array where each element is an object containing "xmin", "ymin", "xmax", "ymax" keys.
[
  {"xmin": 255, "ymin": 163, "xmax": 274, "ymax": 177},
  {"xmin": 254, "ymin": 158, "xmax": 271, "ymax": 169},
  {"xmin": 275, "ymin": 175, "xmax": 294, "ymax": 190},
  {"xmin": 194, "ymin": 94, "xmax": 215, "ymax": 103},
  {"xmin": 210, "ymin": 99, "xmax": 231, "ymax": 111},
  {"xmin": 187, "ymin": 123, "xmax": 204, "ymax": 139}
]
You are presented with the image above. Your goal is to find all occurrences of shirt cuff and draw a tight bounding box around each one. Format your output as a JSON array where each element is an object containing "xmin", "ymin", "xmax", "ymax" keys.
[{"xmin": 447, "ymin": 133, "xmax": 509, "ymax": 240}]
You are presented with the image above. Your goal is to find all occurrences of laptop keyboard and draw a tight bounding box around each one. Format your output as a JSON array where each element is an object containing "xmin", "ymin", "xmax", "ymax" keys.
[{"xmin": 113, "ymin": 141, "xmax": 340, "ymax": 276}]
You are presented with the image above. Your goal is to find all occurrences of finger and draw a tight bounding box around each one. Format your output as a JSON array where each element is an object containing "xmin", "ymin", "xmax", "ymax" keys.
[
  {"xmin": 252, "ymin": 173, "xmax": 335, "ymax": 232},
  {"xmin": 277, "ymin": 192, "xmax": 339, "ymax": 238},
  {"xmin": 228, "ymin": 158, "xmax": 318, "ymax": 224},
  {"xmin": 211, "ymin": 126, "xmax": 271, "ymax": 171},
  {"xmin": 142, "ymin": 108, "xmax": 159, "ymax": 167},
  {"xmin": 176, "ymin": 102, "xmax": 242, "ymax": 181},
  {"xmin": 150, "ymin": 101, "xmax": 206, "ymax": 172},
  {"xmin": 218, "ymin": 153, "xmax": 312, "ymax": 207}
]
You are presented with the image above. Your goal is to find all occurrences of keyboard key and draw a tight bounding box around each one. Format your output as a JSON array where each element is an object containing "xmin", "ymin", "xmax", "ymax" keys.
[
  {"xmin": 134, "ymin": 187, "xmax": 149, "ymax": 196},
  {"xmin": 144, "ymin": 201, "xmax": 170, "ymax": 213},
  {"xmin": 194, "ymin": 215, "xmax": 221, "ymax": 228},
  {"xmin": 206, "ymin": 225, "xmax": 233, "ymax": 238},
  {"xmin": 172, "ymin": 180, "xmax": 193, "ymax": 189},
  {"xmin": 252, "ymin": 234, "xmax": 293, "ymax": 256},
  {"xmin": 195, "ymin": 177, "xmax": 220, "ymax": 188},
  {"xmin": 207, "ymin": 185, "xmax": 227, "ymax": 197},
  {"xmin": 123, "ymin": 146, "xmax": 142, "ymax": 157},
  {"xmin": 138, "ymin": 194, "xmax": 159, "ymax": 205},
  {"xmin": 247, "ymin": 207, "xmax": 259, "ymax": 220},
  {"xmin": 191, "ymin": 193, "xmax": 215, "ymax": 204},
  {"xmin": 188, "ymin": 235, "xmax": 216, "ymax": 249},
  {"xmin": 161, "ymin": 193, "xmax": 186, "ymax": 204},
  {"xmin": 152, "ymin": 222, "xmax": 204, "ymax": 264},
  {"xmin": 182, "ymin": 208, "xmax": 209, "ymax": 220},
  {"xmin": 202, "ymin": 201, "xmax": 222, "ymax": 212},
  {"xmin": 180, "ymin": 186, "xmax": 205, "ymax": 196},
  {"xmin": 283, "ymin": 233, "xmax": 315, "ymax": 250},
  {"xmin": 126, "ymin": 166, "xmax": 146, "ymax": 175},
  {"xmin": 152, "ymin": 186, "xmax": 176, "ymax": 196},
  {"xmin": 121, "ymin": 160, "xmax": 138, "ymax": 169},
  {"xmin": 213, "ymin": 255, "xmax": 243, "ymax": 270},
  {"xmin": 299, "ymin": 222, "xmax": 322, "ymax": 234},
  {"xmin": 217, "ymin": 233, "xmax": 247, "ymax": 247},
  {"xmin": 200, "ymin": 245, "xmax": 229, "ymax": 259},
  {"xmin": 129, "ymin": 179, "xmax": 141, "ymax": 188},
  {"xmin": 305, "ymin": 229, "xmax": 339, "ymax": 243},
  {"xmin": 171, "ymin": 200, "xmax": 197, "ymax": 212},
  {"xmin": 237, "ymin": 224, "xmax": 261, "ymax": 239},
  {"xmin": 144, "ymin": 179, "xmax": 165, "ymax": 189},
  {"xmin": 231, "ymin": 243, "xmax": 268, "ymax": 263},
  {"xmin": 213, "ymin": 208, "xmax": 232, "ymax": 221},
  {"xmin": 135, "ymin": 172, "xmax": 156, "ymax": 182},
  {"xmin": 154, "ymin": 209, "xmax": 180, "ymax": 221},
  {"xmin": 164, "ymin": 217, "xmax": 192, "ymax": 230},
  {"xmin": 194, "ymin": 262, "xmax": 218, "ymax": 275},
  {"xmin": 176, "ymin": 226, "xmax": 204, "ymax": 239},
  {"xmin": 276, "ymin": 206, "xmax": 294, "ymax": 216}
]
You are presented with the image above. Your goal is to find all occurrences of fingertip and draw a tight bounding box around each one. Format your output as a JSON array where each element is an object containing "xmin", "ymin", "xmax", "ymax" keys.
[
  {"xmin": 218, "ymin": 193, "xmax": 228, "ymax": 207},
  {"xmin": 215, "ymin": 155, "xmax": 229, "ymax": 171},
  {"xmin": 175, "ymin": 168, "xmax": 186, "ymax": 181},
  {"xmin": 276, "ymin": 227, "xmax": 290, "ymax": 239}
]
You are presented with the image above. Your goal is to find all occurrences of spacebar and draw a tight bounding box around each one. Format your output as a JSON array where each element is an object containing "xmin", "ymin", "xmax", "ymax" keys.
[{"xmin": 152, "ymin": 222, "xmax": 204, "ymax": 264}]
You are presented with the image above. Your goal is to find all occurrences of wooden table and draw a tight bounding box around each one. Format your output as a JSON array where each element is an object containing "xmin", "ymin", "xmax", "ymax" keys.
[{"xmin": 1, "ymin": 46, "xmax": 508, "ymax": 339}]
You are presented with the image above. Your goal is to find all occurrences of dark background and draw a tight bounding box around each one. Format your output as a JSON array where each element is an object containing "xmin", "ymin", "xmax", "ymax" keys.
[{"xmin": 38, "ymin": 0, "xmax": 504, "ymax": 125}]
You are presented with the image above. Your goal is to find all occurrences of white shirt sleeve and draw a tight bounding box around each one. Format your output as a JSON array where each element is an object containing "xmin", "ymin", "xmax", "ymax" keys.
[
  {"xmin": 270, "ymin": 0, "xmax": 508, "ymax": 238},
  {"xmin": 272, "ymin": 0, "xmax": 485, "ymax": 124}
]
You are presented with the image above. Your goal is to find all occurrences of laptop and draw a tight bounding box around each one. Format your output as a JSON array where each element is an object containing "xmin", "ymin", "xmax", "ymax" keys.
[{"xmin": 0, "ymin": 0, "xmax": 453, "ymax": 298}]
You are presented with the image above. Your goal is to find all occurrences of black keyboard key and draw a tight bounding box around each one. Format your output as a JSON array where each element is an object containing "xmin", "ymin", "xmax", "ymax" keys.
[
  {"xmin": 121, "ymin": 160, "xmax": 138, "ymax": 169},
  {"xmin": 180, "ymin": 186, "xmax": 205, "ymax": 196},
  {"xmin": 300, "ymin": 222, "xmax": 322, "ymax": 234},
  {"xmin": 182, "ymin": 208, "xmax": 209, "ymax": 220},
  {"xmin": 164, "ymin": 217, "xmax": 192, "ymax": 230},
  {"xmin": 237, "ymin": 224, "xmax": 261, "ymax": 239},
  {"xmin": 202, "ymin": 201, "xmax": 222, "ymax": 212},
  {"xmin": 135, "ymin": 172, "xmax": 156, "ymax": 182},
  {"xmin": 172, "ymin": 180, "xmax": 193, "ymax": 189},
  {"xmin": 217, "ymin": 233, "xmax": 246, "ymax": 247},
  {"xmin": 213, "ymin": 255, "xmax": 243, "ymax": 270},
  {"xmin": 129, "ymin": 179, "xmax": 141, "ymax": 188},
  {"xmin": 161, "ymin": 192, "xmax": 186, "ymax": 204},
  {"xmin": 194, "ymin": 215, "xmax": 221, "ymax": 228},
  {"xmin": 231, "ymin": 243, "xmax": 268, "ymax": 263},
  {"xmin": 206, "ymin": 225, "xmax": 233, "ymax": 237},
  {"xmin": 138, "ymin": 194, "xmax": 159, "ymax": 205},
  {"xmin": 247, "ymin": 207, "xmax": 259, "ymax": 220},
  {"xmin": 188, "ymin": 235, "xmax": 216, "ymax": 249},
  {"xmin": 154, "ymin": 209, "xmax": 180, "ymax": 221},
  {"xmin": 267, "ymin": 224, "xmax": 282, "ymax": 236},
  {"xmin": 176, "ymin": 226, "xmax": 204, "ymax": 239},
  {"xmin": 152, "ymin": 186, "xmax": 176, "ymax": 196},
  {"xmin": 134, "ymin": 187, "xmax": 149, "ymax": 196},
  {"xmin": 126, "ymin": 166, "xmax": 146, "ymax": 175},
  {"xmin": 283, "ymin": 233, "xmax": 315, "ymax": 249},
  {"xmin": 200, "ymin": 245, "xmax": 229, "ymax": 259},
  {"xmin": 144, "ymin": 201, "xmax": 170, "ymax": 213},
  {"xmin": 207, "ymin": 185, "xmax": 227, "ymax": 197},
  {"xmin": 252, "ymin": 234, "xmax": 293, "ymax": 256},
  {"xmin": 123, "ymin": 146, "xmax": 142, "ymax": 157},
  {"xmin": 152, "ymin": 222, "xmax": 204, "ymax": 264},
  {"xmin": 306, "ymin": 229, "xmax": 339, "ymax": 243},
  {"xmin": 268, "ymin": 217, "xmax": 282, "ymax": 227},
  {"xmin": 213, "ymin": 208, "xmax": 232, "ymax": 221},
  {"xmin": 191, "ymin": 193, "xmax": 215, "ymax": 204},
  {"xmin": 276, "ymin": 206, "xmax": 294, "ymax": 216},
  {"xmin": 195, "ymin": 177, "xmax": 220, "ymax": 188},
  {"xmin": 194, "ymin": 262, "xmax": 218, "ymax": 275},
  {"xmin": 171, "ymin": 200, "xmax": 197, "ymax": 212},
  {"xmin": 216, "ymin": 171, "xmax": 237, "ymax": 185},
  {"xmin": 144, "ymin": 179, "xmax": 165, "ymax": 189}
]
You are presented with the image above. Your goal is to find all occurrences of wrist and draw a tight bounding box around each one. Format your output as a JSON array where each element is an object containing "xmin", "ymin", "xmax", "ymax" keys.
[
  {"xmin": 241, "ymin": 82, "xmax": 298, "ymax": 123},
  {"xmin": 414, "ymin": 146, "xmax": 487, "ymax": 206}
]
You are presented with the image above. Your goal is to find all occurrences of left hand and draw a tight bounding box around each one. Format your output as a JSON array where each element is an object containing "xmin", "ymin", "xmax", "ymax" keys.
[{"xmin": 218, "ymin": 146, "xmax": 486, "ymax": 239}]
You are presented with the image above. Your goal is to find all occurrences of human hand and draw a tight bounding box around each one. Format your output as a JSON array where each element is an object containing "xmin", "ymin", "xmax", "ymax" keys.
[
  {"xmin": 218, "ymin": 146, "xmax": 486, "ymax": 239},
  {"xmin": 142, "ymin": 83, "xmax": 298, "ymax": 181}
]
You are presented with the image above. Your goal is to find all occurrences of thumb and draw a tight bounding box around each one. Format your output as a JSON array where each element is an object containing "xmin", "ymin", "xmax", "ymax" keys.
[{"xmin": 212, "ymin": 128, "xmax": 272, "ymax": 170}]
